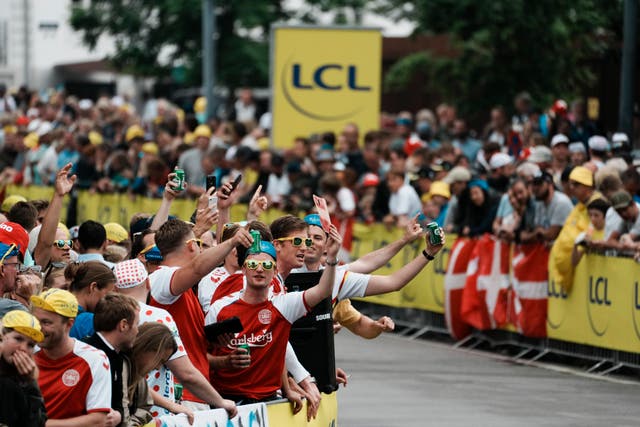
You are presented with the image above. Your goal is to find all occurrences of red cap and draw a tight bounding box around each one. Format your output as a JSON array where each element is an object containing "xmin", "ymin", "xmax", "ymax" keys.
[
  {"xmin": 0, "ymin": 222, "xmax": 29, "ymax": 258},
  {"xmin": 15, "ymin": 116, "xmax": 30, "ymax": 127},
  {"xmin": 404, "ymin": 136, "xmax": 425, "ymax": 156},
  {"xmin": 361, "ymin": 173, "xmax": 380, "ymax": 187},
  {"xmin": 551, "ymin": 99, "xmax": 568, "ymax": 117}
]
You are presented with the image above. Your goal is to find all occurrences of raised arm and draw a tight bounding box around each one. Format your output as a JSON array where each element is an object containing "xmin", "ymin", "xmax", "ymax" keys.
[
  {"xmin": 364, "ymin": 228, "xmax": 445, "ymax": 296},
  {"xmin": 170, "ymin": 228, "xmax": 252, "ymax": 295},
  {"xmin": 215, "ymin": 181, "xmax": 238, "ymax": 243},
  {"xmin": 348, "ymin": 215, "xmax": 422, "ymax": 274},
  {"xmin": 149, "ymin": 173, "xmax": 182, "ymax": 231},
  {"xmin": 34, "ymin": 163, "xmax": 76, "ymax": 267},
  {"xmin": 246, "ymin": 185, "xmax": 268, "ymax": 222},
  {"xmin": 303, "ymin": 225, "xmax": 341, "ymax": 308}
]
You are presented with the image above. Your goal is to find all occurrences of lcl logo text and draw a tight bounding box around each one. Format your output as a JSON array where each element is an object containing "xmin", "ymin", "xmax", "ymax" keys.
[
  {"xmin": 547, "ymin": 280, "xmax": 568, "ymax": 299},
  {"xmin": 291, "ymin": 64, "xmax": 371, "ymax": 91},
  {"xmin": 589, "ymin": 276, "xmax": 611, "ymax": 306}
]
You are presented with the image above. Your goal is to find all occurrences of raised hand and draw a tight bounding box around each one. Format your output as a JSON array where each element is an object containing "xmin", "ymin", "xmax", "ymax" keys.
[
  {"xmin": 55, "ymin": 163, "xmax": 76, "ymax": 196},
  {"xmin": 248, "ymin": 185, "xmax": 268, "ymax": 219},
  {"xmin": 403, "ymin": 214, "xmax": 423, "ymax": 243},
  {"xmin": 424, "ymin": 226, "xmax": 445, "ymax": 257},
  {"xmin": 325, "ymin": 224, "xmax": 342, "ymax": 259}
]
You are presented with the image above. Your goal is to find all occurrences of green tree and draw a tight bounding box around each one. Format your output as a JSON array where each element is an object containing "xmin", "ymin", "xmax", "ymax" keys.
[
  {"xmin": 380, "ymin": 0, "xmax": 622, "ymax": 115},
  {"xmin": 69, "ymin": 0, "xmax": 289, "ymax": 88}
]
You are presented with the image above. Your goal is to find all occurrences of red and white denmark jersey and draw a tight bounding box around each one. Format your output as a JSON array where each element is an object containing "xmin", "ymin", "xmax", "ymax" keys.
[
  {"xmin": 198, "ymin": 266, "xmax": 235, "ymax": 314},
  {"xmin": 149, "ymin": 266, "xmax": 207, "ymax": 403},
  {"xmin": 205, "ymin": 291, "xmax": 310, "ymax": 400},
  {"xmin": 35, "ymin": 339, "xmax": 111, "ymax": 419}
]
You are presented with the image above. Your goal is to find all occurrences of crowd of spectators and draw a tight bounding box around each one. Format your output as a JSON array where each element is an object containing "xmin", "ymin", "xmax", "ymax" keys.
[{"xmin": 0, "ymin": 83, "xmax": 638, "ymax": 424}]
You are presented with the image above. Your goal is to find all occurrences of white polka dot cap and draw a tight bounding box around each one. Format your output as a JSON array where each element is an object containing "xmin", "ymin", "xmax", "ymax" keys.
[{"xmin": 114, "ymin": 259, "xmax": 148, "ymax": 289}]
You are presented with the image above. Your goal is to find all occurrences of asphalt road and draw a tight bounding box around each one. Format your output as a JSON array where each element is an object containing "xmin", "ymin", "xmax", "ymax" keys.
[{"xmin": 335, "ymin": 332, "xmax": 639, "ymax": 427}]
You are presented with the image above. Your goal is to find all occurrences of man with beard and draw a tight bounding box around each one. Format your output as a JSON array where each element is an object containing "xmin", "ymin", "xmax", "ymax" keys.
[
  {"xmin": 84, "ymin": 293, "xmax": 140, "ymax": 427},
  {"xmin": 487, "ymin": 153, "xmax": 513, "ymax": 194},
  {"xmin": 31, "ymin": 289, "xmax": 111, "ymax": 425},
  {"xmin": 522, "ymin": 171, "xmax": 573, "ymax": 243}
]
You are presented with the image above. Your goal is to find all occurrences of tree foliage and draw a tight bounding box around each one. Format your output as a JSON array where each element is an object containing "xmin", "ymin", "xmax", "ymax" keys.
[
  {"xmin": 380, "ymin": 0, "xmax": 623, "ymax": 114},
  {"xmin": 69, "ymin": 0, "xmax": 288, "ymax": 88}
]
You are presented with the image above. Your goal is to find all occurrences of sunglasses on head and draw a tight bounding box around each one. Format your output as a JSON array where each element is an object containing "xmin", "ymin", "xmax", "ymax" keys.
[
  {"xmin": 18, "ymin": 264, "xmax": 42, "ymax": 274},
  {"xmin": 53, "ymin": 240, "xmax": 72, "ymax": 249},
  {"xmin": 275, "ymin": 236, "xmax": 313, "ymax": 247},
  {"xmin": 186, "ymin": 238, "xmax": 204, "ymax": 249},
  {"xmin": 244, "ymin": 259, "xmax": 275, "ymax": 270}
]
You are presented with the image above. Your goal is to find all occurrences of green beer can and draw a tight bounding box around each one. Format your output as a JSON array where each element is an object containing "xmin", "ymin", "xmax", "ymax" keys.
[
  {"xmin": 238, "ymin": 343, "xmax": 250, "ymax": 355},
  {"xmin": 174, "ymin": 383, "xmax": 183, "ymax": 402},
  {"xmin": 426, "ymin": 222, "xmax": 443, "ymax": 246},
  {"xmin": 173, "ymin": 168, "xmax": 185, "ymax": 191}
]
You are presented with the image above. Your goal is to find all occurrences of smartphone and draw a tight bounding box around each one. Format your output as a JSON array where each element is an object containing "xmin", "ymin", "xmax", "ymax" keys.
[
  {"xmin": 223, "ymin": 174, "xmax": 243, "ymax": 195},
  {"xmin": 204, "ymin": 316, "xmax": 243, "ymax": 342},
  {"xmin": 206, "ymin": 175, "xmax": 217, "ymax": 192}
]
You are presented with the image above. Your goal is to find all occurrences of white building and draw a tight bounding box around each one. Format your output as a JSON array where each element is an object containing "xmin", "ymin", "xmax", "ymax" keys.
[{"xmin": 0, "ymin": 0, "xmax": 137, "ymax": 96}]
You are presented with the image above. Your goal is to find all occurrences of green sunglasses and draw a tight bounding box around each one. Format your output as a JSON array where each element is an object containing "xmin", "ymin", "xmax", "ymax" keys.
[
  {"xmin": 244, "ymin": 259, "xmax": 275, "ymax": 270},
  {"xmin": 275, "ymin": 236, "xmax": 313, "ymax": 248}
]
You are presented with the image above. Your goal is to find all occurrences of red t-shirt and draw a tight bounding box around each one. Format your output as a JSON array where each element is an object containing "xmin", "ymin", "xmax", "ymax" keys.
[
  {"xmin": 35, "ymin": 339, "xmax": 111, "ymax": 420},
  {"xmin": 149, "ymin": 266, "xmax": 207, "ymax": 403},
  {"xmin": 205, "ymin": 292, "xmax": 309, "ymax": 400}
]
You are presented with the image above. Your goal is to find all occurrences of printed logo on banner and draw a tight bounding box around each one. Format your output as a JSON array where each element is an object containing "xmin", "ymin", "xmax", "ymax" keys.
[
  {"xmin": 632, "ymin": 282, "xmax": 640, "ymax": 340},
  {"xmin": 547, "ymin": 279, "xmax": 567, "ymax": 329},
  {"xmin": 586, "ymin": 276, "xmax": 611, "ymax": 337},
  {"xmin": 282, "ymin": 61, "xmax": 372, "ymax": 121}
]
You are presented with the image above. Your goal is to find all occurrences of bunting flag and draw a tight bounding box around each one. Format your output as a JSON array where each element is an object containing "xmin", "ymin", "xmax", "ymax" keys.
[
  {"xmin": 444, "ymin": 237, "xmax": 476, "ymax": 339},
  {"xmin": 511, "ymin": 242, "xmax": 549, "ymax": 338}
]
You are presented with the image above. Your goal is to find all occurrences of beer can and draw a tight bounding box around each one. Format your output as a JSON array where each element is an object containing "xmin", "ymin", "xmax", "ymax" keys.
[
  {"xmin": 174, "ymin": 383, "xmax": 183, "ymax": 402},
  {"xmin": 426, "ymin": 222, "xmax": 442, "ymax": 246},
  {"xmin": 173, "ymin": 168, "xmax": 185, "ymax": 191},
  {"xmin": 250, "ymin": 230, "xmax": 261, "ymax": 252},
  {"xmin": 238, "ymin": 343, "xmax": 250, "ymax": 355}
]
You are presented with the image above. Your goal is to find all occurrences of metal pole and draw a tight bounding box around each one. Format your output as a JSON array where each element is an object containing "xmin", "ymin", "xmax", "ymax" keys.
[
  {"xmin": 202, "ymin": 0, "xmax": 216, "ymax": 120},
  {"xmin": 618, "ymin": 0, "xmax": 637, "ymax": 145},
  {"xmin": 23, "ymin": 0, "xmax": 30, "ymax": 86}
]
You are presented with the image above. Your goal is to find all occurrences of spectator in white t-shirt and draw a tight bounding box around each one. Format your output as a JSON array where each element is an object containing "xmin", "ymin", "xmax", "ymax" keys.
[{"xmin": 384, "ymin": 169, "xmax": 422, "ymax": 227}]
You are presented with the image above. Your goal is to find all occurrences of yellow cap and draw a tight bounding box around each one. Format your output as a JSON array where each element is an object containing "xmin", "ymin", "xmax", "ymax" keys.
[
  {"xmin": 183, "ymin": 132, "xmax": 195, "ymax": 145},
  {"xmin": 429, "ymin": 181, "xmax": 451, "ymax": 199},
  {"xmin": 57, "ymin": 223, "xmax": 70, "ymax": 239},
  {"xmin": 175, "ymin": 108, "xmax": 185, "ymax": 122},
  {"xmin": 1, "ymin": 310, "xmax": 44, "ymax": 343},
  {"xmin": 1, "ymin": 195, "xmax": 27, "ymax": 212},
  {"xmin": 193, "ymin": 124, "xmax": 212, "ymax": 139},
  {"xmin": 30, "ymin": 288, "xmax": 78, "ymax": 318},
  {"xmin": 3, "ymin": 125, "xmax": 17, "ymax": 135},
  {"xmin": 569, "ymin": 166, "xmax": 594, "ymax": 187},
  {"xmin": 88, "ymin": 130, "xmax": 103, "ymax": 146},
  {"xmin": 194, "ymin": 96, "xmax": 206, "ymax": 114},
  {"xmin": 23, "ymin": 132, "xmax": 39, "ymax": 149},
  {"xmin": 257, "ymin": 137, "xmax": 270, "ymax": 151},
  {"xmin": 104, "ymin": 222, "xmax": 128, "ymax": 243},
  {"xmin": 125, "ymin": 124, "xmax": 145, "ymax": 143},
  {"xmin": 141, "ymin": 142, "xmax": 159, "ymax": 155}
]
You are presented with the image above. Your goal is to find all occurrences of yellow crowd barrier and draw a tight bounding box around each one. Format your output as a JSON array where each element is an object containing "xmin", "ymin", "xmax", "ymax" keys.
[
  {"xmin": 548, "ymin": 253, "xmax": 640, "ymax": 353},
  {"xmin": 8, "ymin": 185, "xmax": 640, "ymax": 354}
]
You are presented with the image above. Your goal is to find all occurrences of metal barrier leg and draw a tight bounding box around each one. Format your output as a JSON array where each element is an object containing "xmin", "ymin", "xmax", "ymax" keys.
[
  {"xmin": 526, "ymin": 349, "xmax": 549, "ymax": 362},
  {"xmin": 513, "ymin": 348, "xmax": 535, "ymax": 360},
  {"xmin": 586, "ymin": 360, "xmax": 609, "ymax": 373},
  {"xmin": 597, "ymin": 363, "xmax": 624, "ymax": 376},
  {"xmin": 453, "ymin": 334, "xmax": 477, "ymax": 349},
  {"xmin": 409, "ymin": 326, "xmax": 433, "ymax": 340}
]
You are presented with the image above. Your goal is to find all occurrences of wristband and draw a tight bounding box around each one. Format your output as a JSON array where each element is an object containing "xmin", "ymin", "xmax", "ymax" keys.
[
  {"xmin": 326, "ymin": 258, "xmax": 339, "ymax": 266},
  {"xmin": 422, "ymin": 249, "xmax": 435, "ymax": 261}
]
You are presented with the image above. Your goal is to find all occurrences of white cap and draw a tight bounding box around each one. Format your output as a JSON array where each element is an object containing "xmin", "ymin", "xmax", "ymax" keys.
[
  {"xmin": 550, "ymin": 134, "xmax": 569, "ymax": 147},
  {"xmin": 569, "ymin": 142, "xmax": 586, "ymax": 153},
  {"xmin": 78, "ymin": 99, "xmax": 94, "ymax": 110},
  {"xmin": 259, "ymin": 112, "xmax": 272, "ymax": 130},
  {"xmin": 36, "ymin": 121, "xmax": 53, "ymax": 136},
  {"xmin": 489, "ymin": 153, "xmax": 512, "ymax": 170},
  {"xmin": 528, "ymin": 146, "xmax": 553, "ymax": 163},
  {"xmin": 612, "ymin": 132, "xmax": 629, "ymax": 143},
  {"xmin": 588, "ymin": 135, "xmax": 609, "ymax": 151}
]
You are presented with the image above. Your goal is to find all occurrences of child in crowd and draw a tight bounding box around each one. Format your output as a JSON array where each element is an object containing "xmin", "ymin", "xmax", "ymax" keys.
[{"xmin": 571, "ymin": 198, "xmax": 610, "ymax": 266}]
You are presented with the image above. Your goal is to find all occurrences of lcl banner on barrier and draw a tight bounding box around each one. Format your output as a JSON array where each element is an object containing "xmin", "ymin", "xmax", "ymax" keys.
[
  {"xmin": 270, "ymin": 25, "xmax": 381, "ymax": 149},
  {"xmin": 547, "ymin": 254, "xmax": 640, "ymax": 353}
]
